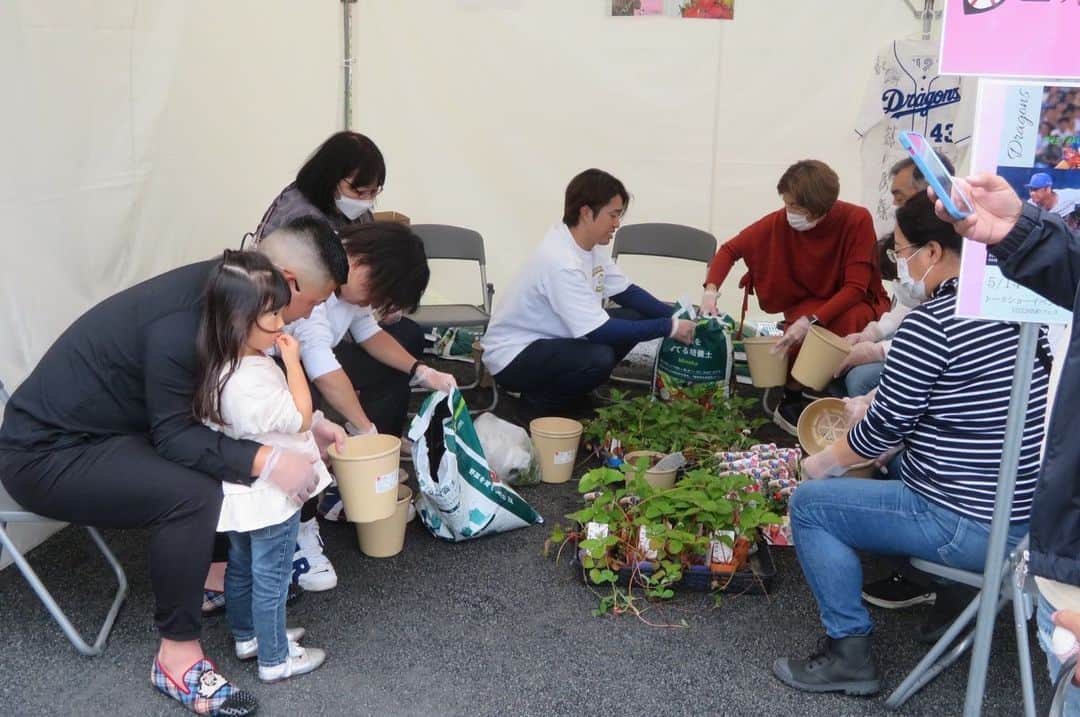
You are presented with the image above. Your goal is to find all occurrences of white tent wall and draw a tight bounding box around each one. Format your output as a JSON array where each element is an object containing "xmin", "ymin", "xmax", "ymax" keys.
[{"xmin": 0, "ymin": 0, "xmax": 921, "ymax": 564}]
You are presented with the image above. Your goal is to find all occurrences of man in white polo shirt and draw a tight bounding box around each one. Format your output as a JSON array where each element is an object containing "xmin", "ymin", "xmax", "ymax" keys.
[
  {"xmin": 481, "ymin": 168, "xmax": 696, "ymax": 416},
  {"xmin": 285, "ymin": 222, "xmax": 456, "ymax": 591}
]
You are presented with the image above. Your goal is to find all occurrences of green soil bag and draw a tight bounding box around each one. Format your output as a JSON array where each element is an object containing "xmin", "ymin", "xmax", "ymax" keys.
[
  {"xmin": 653, "ymin": 302, "xmax": 733, "ymax": 400},
  {"xmin": 408, "ymin": 388, "xmax": 543, "ymax": 542}
]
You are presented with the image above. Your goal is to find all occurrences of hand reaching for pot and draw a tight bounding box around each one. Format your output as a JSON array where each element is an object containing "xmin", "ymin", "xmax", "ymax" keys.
[
  {"xmin": 835, "ymin": 341, "xmax": 886, "ymax": 375},
  {"xmin": 771, "ymin": 316, "xmax": 811, "ymax": 355},
  {"xmin": 670, "ymin": 319, "xmax": 697, "ymax": 345},
  {"xmin": 800, "ymin": 445, "xmax": 848, "ymax": 480}
]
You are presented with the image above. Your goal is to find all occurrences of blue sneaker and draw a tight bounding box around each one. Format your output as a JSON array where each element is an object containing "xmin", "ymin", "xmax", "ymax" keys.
[
  {"xmin": 292, "ymin": 518, "xmax": 338, "ymax": 592},
  {"xmin": 317, "ymin": 486, "xmax": 347, "ymax": 522}
]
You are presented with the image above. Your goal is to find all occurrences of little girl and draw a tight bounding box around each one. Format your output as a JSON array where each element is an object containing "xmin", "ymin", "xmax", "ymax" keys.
[{"xmin": 193, "ymin": 250, "xmax": 332, "ymax": 683}]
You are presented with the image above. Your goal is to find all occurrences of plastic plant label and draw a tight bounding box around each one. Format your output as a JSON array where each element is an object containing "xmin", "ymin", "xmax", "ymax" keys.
[
  {"xmin": 710, "ymin": 530, "xmax": 736, "ymax": 563},
  {"xmin": 375, "ymin": 470, "xmax": 398, "ymax": 494},
  {"xmin": 554, "ymin": 449, "xmax": 575, "ymax": 465},
  {"xmin": 586, "ymin": 522, "xmax": 610, "ymax": 540},
  {"xmin": 638, "ymin": 526, "xmax": 658, "ymax": 560}
]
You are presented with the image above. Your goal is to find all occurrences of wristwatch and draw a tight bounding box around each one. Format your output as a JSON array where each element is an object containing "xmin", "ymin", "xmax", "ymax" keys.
[{"xmin": 807, "ymin": 315, "xmax": 820, "ymax": 326}]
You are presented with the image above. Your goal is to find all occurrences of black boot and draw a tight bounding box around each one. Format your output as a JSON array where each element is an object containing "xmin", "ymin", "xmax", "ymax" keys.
[{"xmin": 772, "ymin": 634, "xmax": 882, "ymax": 696}]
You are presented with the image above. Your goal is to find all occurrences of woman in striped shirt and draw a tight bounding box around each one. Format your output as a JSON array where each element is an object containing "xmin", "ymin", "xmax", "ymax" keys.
[{"xmin": 771, "ymin": 190, "xmax": 1050, "ymax": 697}]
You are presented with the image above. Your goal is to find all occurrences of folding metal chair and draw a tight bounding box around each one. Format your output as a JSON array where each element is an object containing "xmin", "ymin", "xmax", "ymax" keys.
[
  {"xmin": 407, "ymin": 224, "xmax": 497, "ymax": 413},
  {"xmin": 0, "ymin": 380, "xmax": 128, "ymax": 656},
  {"xmin": 608, "ymin": 223, "xmax": 718, "ymax": 385},
  {"xmin": 885, "ymin": 537, "xmax": 1036, "ymax": 715}
]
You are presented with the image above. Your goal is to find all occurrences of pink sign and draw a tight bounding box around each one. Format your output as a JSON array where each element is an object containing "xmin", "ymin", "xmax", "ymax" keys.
[{"xmin": 940, "ymin": 0, "xmax": 1080, "ymax": 79}]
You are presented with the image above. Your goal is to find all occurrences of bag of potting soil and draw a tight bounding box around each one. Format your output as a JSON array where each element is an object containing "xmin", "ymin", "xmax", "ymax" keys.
[
  {"xmin": 408, "ymin": 388, "xmax": 543, "ymax": 542},
  {"xmin": 653, "ymin": 301, "xmax": 734, "ymax": 400}
]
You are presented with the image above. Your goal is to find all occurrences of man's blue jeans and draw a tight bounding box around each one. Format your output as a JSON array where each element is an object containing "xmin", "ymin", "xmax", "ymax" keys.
[
  {"xmin": 790, "ymin": 476, "xmax": 1027, "ymax": 638},
  {"xmin": 225, "ymin": 510, "xmax": 302, "ymax": 668},
  {"xmin": 1037, "ymin": 592, "xmax": 1080, "ymax": 716}
]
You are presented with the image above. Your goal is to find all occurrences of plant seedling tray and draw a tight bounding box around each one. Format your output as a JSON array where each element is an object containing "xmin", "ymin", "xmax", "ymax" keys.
[{"xmin": 573, "ymin": 539, "xmax": 776, "ymax": 595}]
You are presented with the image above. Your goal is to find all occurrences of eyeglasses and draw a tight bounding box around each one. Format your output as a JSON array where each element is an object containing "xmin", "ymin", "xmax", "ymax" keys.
[
  {"xmin": 347, "ymin": 182, "xmax": 383, "ymax": 200},
  {"xmin": 886, "ymin": 245, "xmax": 923, "ymax": 264}
]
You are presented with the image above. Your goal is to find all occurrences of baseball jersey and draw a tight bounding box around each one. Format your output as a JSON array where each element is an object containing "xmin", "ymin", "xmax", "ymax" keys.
[{"xmin": 856, "ymin": 38, "xmax": 976, "ymax": 236}]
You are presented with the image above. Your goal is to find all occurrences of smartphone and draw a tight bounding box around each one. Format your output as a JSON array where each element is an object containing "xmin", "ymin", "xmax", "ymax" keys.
[{"xmin": 898, "ymin": 131, "xmax": 973, "ymax": 220}]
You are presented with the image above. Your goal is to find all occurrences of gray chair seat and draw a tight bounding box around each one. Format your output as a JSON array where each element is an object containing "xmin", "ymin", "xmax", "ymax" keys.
[{"xmin": 410, "ymin": 304, "xmax": 489, "ymax": 329}]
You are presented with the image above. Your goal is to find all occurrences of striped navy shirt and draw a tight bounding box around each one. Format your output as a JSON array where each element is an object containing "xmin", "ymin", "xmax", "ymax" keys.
[{"xmin": 848, "ymin": 278, "xmax": 1050, "ymax": 523}]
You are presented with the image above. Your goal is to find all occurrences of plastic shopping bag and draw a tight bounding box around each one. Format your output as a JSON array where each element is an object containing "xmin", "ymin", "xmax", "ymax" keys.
[
  {"xmin": 408, "ymin": 388, "xmax": 543, "ymax": 542},
  {"xmin": 473, "ymin": 413, "xmax": 539, "ymax": 486}
]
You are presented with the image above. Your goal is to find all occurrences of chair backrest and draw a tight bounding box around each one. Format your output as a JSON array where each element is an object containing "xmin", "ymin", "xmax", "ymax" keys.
[
  {"xmin": 411, "ymin": 224, "xmax": 486, "ymax": 265},
  {"xmin": 612, "ymin": 223, "xmax": 717, "ymax": 265},
  {"xmin": 0, "ymin": 379, "xmax": 7, "ymax": 405}
]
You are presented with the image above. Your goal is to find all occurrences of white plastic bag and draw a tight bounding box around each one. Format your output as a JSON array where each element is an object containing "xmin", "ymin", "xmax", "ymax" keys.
[
  {"xmin": 473, "ymin": 413, "xmax": 538, "ymax": 486},
  {"xmin": 408, "ymin": 388, "xmax": 543, "ymax": 542}
]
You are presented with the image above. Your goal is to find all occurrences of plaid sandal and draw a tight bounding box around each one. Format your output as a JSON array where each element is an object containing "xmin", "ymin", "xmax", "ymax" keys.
[
  {"xmin": 201, "ymin": 590, "xmax": 227, "ymax": 616},
  {"xmin": 152, "ymin": 658, "xmax": 258, "ymax": 716}
]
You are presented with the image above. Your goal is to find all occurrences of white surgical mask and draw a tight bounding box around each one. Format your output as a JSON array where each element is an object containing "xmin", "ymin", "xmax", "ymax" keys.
[
  {"xmin": 895, "ymin": 247, "xmax": 934, "ymax": 305},
  {"xmin": 786, "ymin": 210, "xmax": 821, "ymax": 232},
  {"xmin": 891, "ymin": 278, "xmax": 925, "ymax": 308},
  {"xmin": 335, "ymin": 195, "xmax": 374, "ymax": 220}
]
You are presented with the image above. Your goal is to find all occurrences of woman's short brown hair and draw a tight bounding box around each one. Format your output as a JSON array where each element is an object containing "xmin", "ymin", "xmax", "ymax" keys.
[{"xmin": 776, "ymin": 160, "xmax": 840, "ymax": 218}]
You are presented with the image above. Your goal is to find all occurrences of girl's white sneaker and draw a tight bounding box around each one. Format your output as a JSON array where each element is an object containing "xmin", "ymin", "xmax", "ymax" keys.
[
  {"xmin": 234, "ymin": 627, "xmax": 306, "ymax": 661},
  {"xmin": 258, "ymin": 642, "xmax": 326, "ymax": 683}
]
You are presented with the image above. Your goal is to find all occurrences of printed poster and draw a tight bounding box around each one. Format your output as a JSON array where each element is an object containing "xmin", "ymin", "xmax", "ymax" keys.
[
  {"xmin": 955, "ymin": 80, "xmax": 1076, "ymax": 324},
  {"xmin": 610, "ymin": 0, "xmax": 733, "ymax": 19},
  {"xmin": 940, "ymin": 1, "xmax": 1080, "ymax": 79}
]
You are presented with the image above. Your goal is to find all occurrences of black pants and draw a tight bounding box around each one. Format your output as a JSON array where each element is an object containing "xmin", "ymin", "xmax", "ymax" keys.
[
  {"xmin": 0, "ymin": 435, "xmax": 222, "ymax": 641},
  {"xmin": 494, "ymin": 308, "xmax": 644, "ymax": 413},
  {"xmin": 300, "ymin": 317, "xmax": 426, "ymax": 523}
]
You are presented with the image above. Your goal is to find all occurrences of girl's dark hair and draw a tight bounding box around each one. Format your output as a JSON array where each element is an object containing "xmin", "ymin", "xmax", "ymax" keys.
[
  {"xmin": 562, "ymin": 169, "xmax": 630, "ymax": 227},
  {"xmin": 193, "ymin": 250, "xmax": 292, "ymax": 425},
  {"xmin": 894, "ymin": 190, "xmax": 964, "ymax": 255},
  {"xmin": 295, "ymin": 132, "xmax": 387, "ymax": 216},
  {"xmin": 339, "ymin": 222, "xmax": 430, "ymax": 314}
]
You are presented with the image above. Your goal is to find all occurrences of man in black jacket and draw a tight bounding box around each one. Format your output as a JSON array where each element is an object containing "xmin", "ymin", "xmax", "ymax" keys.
[
  {"xmin": 931, "ymin": 173, "xmax": 1080, "ymax": 707},
  {"xmin": 0, "ymin": 216, "xmax": 348, "ymax": 716}
]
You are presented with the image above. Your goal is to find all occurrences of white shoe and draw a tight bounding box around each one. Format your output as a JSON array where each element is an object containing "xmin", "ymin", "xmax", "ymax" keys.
[
  {"xmin": 407, "ymin": 502, "xmax": 417, "ymax": 523},
  {"xmin": 400, "ymin": 440, "xmax": 413, "ymax": 462},
  {"xmin": 257, "ymin": 641, "xmax": 327, "ymax": 683},
  {"xmin": 235, "ymin": 627, "xmax": 306, "ymax": 661},
  {"xmin": 292, "ymin": 518, "xmax": 338, "ymax": 592}
]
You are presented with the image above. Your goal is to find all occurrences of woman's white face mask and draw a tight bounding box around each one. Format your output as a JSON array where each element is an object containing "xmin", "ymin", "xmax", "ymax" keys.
[
  {"xmin": 335, "ymin": 195, "xmax": 374, "ymax": 220},
  {"xmin": 786, "ymin": 210, "xmax": 821, "ymax": 232},
  {"xmin": 894, "ymin": 246, "xmax": 934, "ymax": 305}
]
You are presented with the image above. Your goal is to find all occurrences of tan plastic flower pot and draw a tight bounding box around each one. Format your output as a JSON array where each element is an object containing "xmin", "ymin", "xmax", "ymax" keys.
[
  {"xmin": 791, "ymin": 325, "xmax": 852, "ymax": 391},
  {"xmin": 327, "ymin": 434, "xmax": 401, "ymax": 523},
  {"xmin": 529, "ymin": 417, "xmax": 583, "ymax": 484},
  {"xmin": 797, "ymin": 398, "xmax": 877, "ymax": 479},
  {"xmin": 623, "ymin": 450, "xmax": 677, "ymax": 490},
  {"xmin": 742, "ymin": 336, "xmax": 789, "ymax": 388},
  {"xmin": 356, "ymin": 485, "xmax": 412, "ymax": 558}
]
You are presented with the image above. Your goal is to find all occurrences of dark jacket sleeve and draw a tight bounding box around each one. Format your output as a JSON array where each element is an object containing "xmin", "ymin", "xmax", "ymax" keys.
[
  {"xmin": 586, "ymin": 317, "xmax": 672, "ymax": 345},
  {"xmin": 143, "ymin": 312, "xmax": 261, "ymax": 485},
  {"xmin": 989, "ymin": 202, "xmax": 1080, "ymax": 310},
  {"xmin": 609, "ymin": 284, "xmax": 673, "ymax": 319}
]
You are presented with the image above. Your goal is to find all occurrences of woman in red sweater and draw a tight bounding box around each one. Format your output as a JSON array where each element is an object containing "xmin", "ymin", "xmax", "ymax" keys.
[{"xmin": 700, "ymin": 160, "xmax": 889, "ymax": 434}]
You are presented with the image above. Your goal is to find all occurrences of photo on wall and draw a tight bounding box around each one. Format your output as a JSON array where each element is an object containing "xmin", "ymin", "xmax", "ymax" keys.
[
  {"xmin": 610, "ymin": 0, "xmax": 733, "ymax": 20},
  {"xmin": 954, "ymin": 80, "xmax": 1077, "ymax": 324}
]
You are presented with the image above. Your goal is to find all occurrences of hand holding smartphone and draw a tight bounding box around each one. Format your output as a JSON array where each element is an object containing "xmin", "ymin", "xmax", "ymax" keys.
[{"xmin": 898, "ymin": 131, "xmax": 973, "ymax": 220}]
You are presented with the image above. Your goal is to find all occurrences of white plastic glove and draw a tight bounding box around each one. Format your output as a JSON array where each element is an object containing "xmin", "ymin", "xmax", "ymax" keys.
[
  {"xmin": 800, "ymin": 445, "xmax": 849, "ymax": 480},
  {"xmin": 670, "ymin": 318, "xmax": 697, "ymax": 345},
  {"xmin": 413, "ymin": 364, "xmax": 457, "ymax": 393},
  {"xmin": 772, "ymin": 316, "xmax": 812, "ymax": 355},
  {"xmin": 262, "ymin": 447, "xmax": 319, "ymax": 505},
  {"xmin": 344, "ymin": 420, "xmax": 379, "ymax": 437},
  {"xmin": 310, "ymin": 412, "xmax": 347, "ymax": 460},
  {"xmin": 841, "ymin": 394, "xmax": 872, "ymax": 429},
  {"xmin": 700, "ymin": 289, "xmax": 719, "ymax": 317},
  {"xmin": 835, "ymin": 341, "xmax": 887, "ymax": 375}
]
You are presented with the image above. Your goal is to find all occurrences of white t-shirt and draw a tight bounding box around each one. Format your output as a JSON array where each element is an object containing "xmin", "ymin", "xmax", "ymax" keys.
[
  {"xmin": 207, "ymin": 356, "xmax": 333, "ymax": 533},
  {"xmin": 856, "ymin": 38, "xmax": 976, "ymax": 236},
  {"xmin": 285, "ymin": 294, "xmax": 382, "ymax": 380},
  {"xmin": 480, "ymin": 222, "xmax": 630, "ymax": 375}
]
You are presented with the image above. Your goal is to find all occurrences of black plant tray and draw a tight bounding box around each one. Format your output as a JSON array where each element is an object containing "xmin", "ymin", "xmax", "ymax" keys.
[{"xmin": 572, "ymin": 538, "xmax": 776, "ymax": 595}]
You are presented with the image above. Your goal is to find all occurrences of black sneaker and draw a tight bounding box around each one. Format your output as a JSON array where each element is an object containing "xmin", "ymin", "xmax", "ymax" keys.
[
  {"xmin": 772, "ymin": 635, "xmax": 882, "ymax": 696},
  {"xmin": 915, "ymin": 584, "xmax": 977, "ymax": 644},
  {"xmin": 861, "ymin": 572, "xmax": 936, "ymax": 609},
  {"xmin": 772, "ymin": 396, "xmax": 809, "ymax": 436}
]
